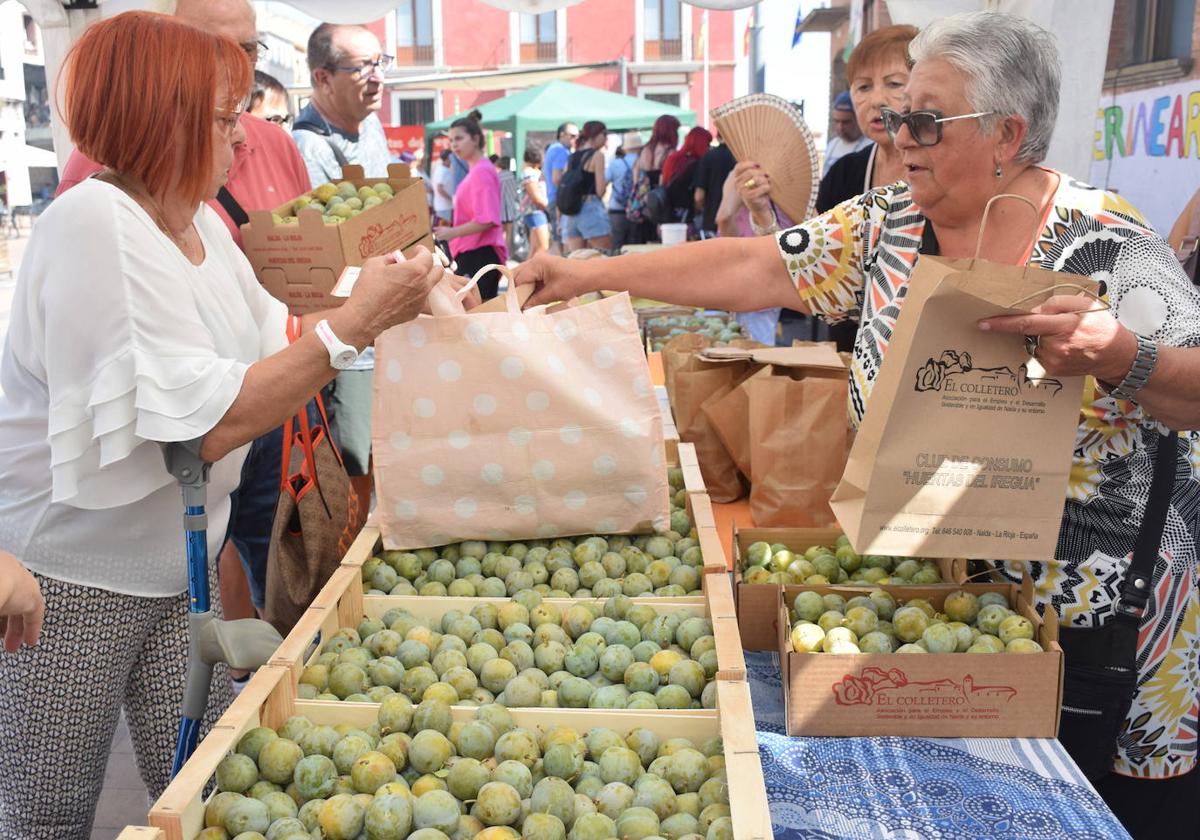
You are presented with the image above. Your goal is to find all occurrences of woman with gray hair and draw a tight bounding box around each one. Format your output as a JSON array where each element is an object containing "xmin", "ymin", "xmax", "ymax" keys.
[{"xmin": 517, "ymin": 12, "xmax": 1200, "ymax": 835}]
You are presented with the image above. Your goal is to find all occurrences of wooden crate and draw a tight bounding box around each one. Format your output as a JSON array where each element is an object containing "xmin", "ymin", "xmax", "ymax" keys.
[
  {"xmin": 777, "ymin": 579, "xmax": 1062, "ymax": 738},
  {"xmin": 731, "ymin": 525, "xmax": 964, "ymax": 651},
  {"xmin": 116, "ymin": 829, "xmax": 164, "ymax": 840},
  {"xmin": 151, "ymin": 665, "xmax": 766, "ymax": 840}
]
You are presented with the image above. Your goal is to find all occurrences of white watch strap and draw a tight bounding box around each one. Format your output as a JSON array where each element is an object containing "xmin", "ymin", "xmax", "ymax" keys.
[{"xmin": 315, "ymin": 319, "xmax": 358, "ymax": 359}]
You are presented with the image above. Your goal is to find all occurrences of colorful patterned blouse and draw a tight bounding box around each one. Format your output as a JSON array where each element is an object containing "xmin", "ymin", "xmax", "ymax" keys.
[{"xmin": 776, "ymin": 175, "xmax": 1200, "ymax": 779}]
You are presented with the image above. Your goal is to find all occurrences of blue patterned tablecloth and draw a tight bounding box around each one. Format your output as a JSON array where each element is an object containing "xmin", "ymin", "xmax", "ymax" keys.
[{"xmin": 745, "ymin": 651, "xmax": 1131, "ymax": 840}]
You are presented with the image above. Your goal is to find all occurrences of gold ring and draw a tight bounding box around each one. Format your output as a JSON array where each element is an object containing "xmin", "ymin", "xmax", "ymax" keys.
[{"xmin": 744, "ymin": 178, "xmax": 757, "ymax": 189}]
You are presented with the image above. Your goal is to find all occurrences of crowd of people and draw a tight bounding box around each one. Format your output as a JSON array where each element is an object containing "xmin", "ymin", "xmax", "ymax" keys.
[{"xmin": 0, "ymin": 3, "xmax": 1197, "ymax": 840}]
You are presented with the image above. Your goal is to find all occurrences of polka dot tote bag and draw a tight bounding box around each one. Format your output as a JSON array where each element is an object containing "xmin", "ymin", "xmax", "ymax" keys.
[{"xmin": 372, "ymin": 283, "xmax": 671, "ymax": 550}]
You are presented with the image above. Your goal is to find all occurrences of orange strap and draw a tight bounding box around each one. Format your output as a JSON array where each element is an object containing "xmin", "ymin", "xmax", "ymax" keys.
[{"xmin": 278, "ymin": 315, "xmax": 347, "ymax": 502}]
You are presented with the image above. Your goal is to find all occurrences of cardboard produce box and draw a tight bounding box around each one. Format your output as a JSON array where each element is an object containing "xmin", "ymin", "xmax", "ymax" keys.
[
  {"xmin": 241, "ymin": 163, "xmax": 431, "ymax": 314},
  {"xmin": 731, "ymin": 524, "xmax": 964, "ymax": 650},
  {"xmin": 777, "ymin": 579, "xmax": 1063, "ymax": 737}
]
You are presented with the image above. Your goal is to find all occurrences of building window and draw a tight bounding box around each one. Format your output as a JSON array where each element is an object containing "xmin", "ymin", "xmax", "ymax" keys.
[
  {"xmin": 1118, "ymin": 0, "xmax": 1195, "ymax": 66},
  {"xmin": 520, "ymin": 12, "xmax": 557, "ymax": 63},
  {"xmin": 395, "ymin": 0, "xmax": 434, "ymax": 65},
  {"xmin": 644, "ymin": 0, "xmax": 682, "ymax": 60},
  {"xmin": 644, "ymin": 92, "xmax": 681, "ymax": 107},
  {"xmin": 396, "ymin": 97, "xmax": 435, "ymax": 126}
]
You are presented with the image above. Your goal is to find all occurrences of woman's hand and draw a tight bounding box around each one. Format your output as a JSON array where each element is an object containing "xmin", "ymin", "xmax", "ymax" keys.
[
  {"xmin": 978, "ymin": 294, "xmax": 1138, "ymax": 382},
  {"xmin": 0, "ymin": 552, "xmax": 44, "ymax": 652},
  {"xmin": 336, "ymin": 249, "xmax": 443, "ymax": 344},
  {"xmin": 433, "ymin": 223, "xmax": 456, "ymax": 240},
  {"xmin": 731, "ymin": 161, "xmax": 774, "ymax": 230},
  {"xmin": 512, "ymin": 252, "xmax": 596, "ymax": 307}
]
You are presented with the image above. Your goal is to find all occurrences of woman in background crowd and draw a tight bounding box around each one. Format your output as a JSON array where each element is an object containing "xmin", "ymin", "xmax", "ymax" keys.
[
  {"xmin": 714, "ymin": 166, "xmax": 791, "ymax": 344},
  {"xmin": 559, "ymin": 120, "xmax": 612, "ymax": 254},
  {"xmin": 435, "ymin": 114, "xmax": 506, "ymax": 300},
  {"xmin": 631, "ymin": 114, "xmax": 680, "ymax": 241},
  {"xmin": 662, "ymin": 125, "xmax": 713, "ymax": 231},
  {"xmin": 520, "ymin": 145, "xmax": 551, "ymax": 257},
  {"xmin": 605, "ymin": 133, "xmax": 639, "ymax": 249}
]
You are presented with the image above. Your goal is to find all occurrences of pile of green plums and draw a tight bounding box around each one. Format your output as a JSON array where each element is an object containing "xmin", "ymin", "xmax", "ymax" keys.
[
  {"xmin": 742, "ymin": 533, "xmax": 943, "ymax": 586},
  {"xmin": 299, "ymin": 592, "xmax": 721, "ymax": 711},
  {"xmin": 788, "ymin": 588, "xmax": 1044, "ymax": 655},
  {"xmin": 363, "ymin": 470, "xmax": 706, "ymax": 599},
  {"xmin": 196, "ymin": 701, "xmax": 732, "ymax": 840}
]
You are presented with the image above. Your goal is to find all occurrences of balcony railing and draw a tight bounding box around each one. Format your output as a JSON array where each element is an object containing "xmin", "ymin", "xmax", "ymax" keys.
[
  {"xmin": 395, "ymin": 43, "xmax": 435, "ymax": 65},
  {"xmin": 644, "ymin": 38, "xmax": 682, "ymax": 60},
  {"xmin": 520, "ymin": 41, "xmax": 558, "ymax": 63}
]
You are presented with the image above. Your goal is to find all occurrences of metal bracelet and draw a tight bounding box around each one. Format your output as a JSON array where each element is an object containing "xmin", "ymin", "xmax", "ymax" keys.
[{"xmin": 1109, "ymin": 333, "xmax": 1158, "ymax": 402}]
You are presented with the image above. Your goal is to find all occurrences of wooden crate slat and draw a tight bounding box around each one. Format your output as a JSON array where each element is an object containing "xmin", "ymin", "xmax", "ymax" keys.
[
  {"xmin": 676, "ymin": 441, "xmax": 707, "ymax": 496},
  {"xmin": 115, "ymin": 829, "xmax": 164, "ymax": 840}
]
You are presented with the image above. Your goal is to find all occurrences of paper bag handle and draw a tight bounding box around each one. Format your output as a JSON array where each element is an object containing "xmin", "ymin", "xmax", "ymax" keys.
[
  {"xmin": 970, "ymin": 193, "xmax": 1043, "ymax": 268},
  {"xmin": 1005, "ymin": 283, "xmax": 1110, "ymax": 312}
]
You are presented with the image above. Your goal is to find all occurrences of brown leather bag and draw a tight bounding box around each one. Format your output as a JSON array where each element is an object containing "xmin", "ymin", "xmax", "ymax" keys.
[{"xmin": 264, "ymin": 318, "xmax": 366, "ymax": 634}]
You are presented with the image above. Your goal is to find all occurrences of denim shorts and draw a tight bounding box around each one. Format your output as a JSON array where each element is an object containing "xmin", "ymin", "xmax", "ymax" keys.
[
  {"xmin": 523, "ymin": 210, "xmax": 548, "ymax": 229},
  {"xmin": 560, "ymin": 196, "xmax": 611, "ymax": 240}
]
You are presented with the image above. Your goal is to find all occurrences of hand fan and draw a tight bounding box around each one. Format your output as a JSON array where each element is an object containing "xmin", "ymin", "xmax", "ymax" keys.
[{"xmin": 712, "ymin": 93, "xmax": 820, "ymax": 224}]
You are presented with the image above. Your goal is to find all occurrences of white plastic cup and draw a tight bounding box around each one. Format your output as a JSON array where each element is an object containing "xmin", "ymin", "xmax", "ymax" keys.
[{"xmin": 660, "ymin": 223, "xmax": 688, "ymax": 246}]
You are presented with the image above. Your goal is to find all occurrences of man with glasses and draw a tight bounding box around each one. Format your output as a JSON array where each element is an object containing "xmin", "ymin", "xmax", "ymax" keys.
[
  {"xmin": 249, "ymin": 70, "xmax": 293, "ymax": 128},
  {"xmin": 291, "ymin": 22, "xmax": 393, "ymax": 514},
  {"xmin": 292, "ymin": 23, "xmax": 392, "ymax": 191}
]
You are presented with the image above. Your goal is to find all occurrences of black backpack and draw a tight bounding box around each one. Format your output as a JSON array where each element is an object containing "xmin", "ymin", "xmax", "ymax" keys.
[{"xmin": 555, "ymin": 149, "xmax": 594, "ymax": 215}]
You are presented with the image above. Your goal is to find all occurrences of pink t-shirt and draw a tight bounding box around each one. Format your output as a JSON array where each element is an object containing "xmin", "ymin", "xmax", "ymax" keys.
[
  {"xmin": 56, "ymin": 113, "xmax": 311, "ymax": 247},
  {"xmin": 450, "ymin": 158, "xmax": 507, "ymax": 261}
]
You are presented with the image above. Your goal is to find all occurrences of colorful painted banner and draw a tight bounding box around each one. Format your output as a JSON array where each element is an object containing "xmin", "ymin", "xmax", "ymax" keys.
[{"xmin": 1088, "ymin": 78, "xmax": 1200, "ymax": 235}]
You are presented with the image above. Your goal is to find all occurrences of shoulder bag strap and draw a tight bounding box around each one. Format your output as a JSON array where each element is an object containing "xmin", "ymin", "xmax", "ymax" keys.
[
  {"xmin": 216, "ymin": 187, "xmax": 250, "ymax": 229},
  {"xmin": 1116, "ymin": 430, "xmax": 1178, "ymax": 617},
  {"xmin": 295, "ymin": 127, "xmax": 351, "ymax": 170}
]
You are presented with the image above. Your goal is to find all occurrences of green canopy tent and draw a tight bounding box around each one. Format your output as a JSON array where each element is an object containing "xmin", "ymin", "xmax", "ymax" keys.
[{"xmin": 425, "ymin": 79, "xmax": 695, "ymax": 172}]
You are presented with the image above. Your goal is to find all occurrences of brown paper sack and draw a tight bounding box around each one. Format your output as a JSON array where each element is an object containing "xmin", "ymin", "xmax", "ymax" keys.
[
  {"xmin": 702, "ymin": 342, "xmax": 839, "ymax": 479},
  {"xmin": 830, "ymin": 197, "xmax": 1095, "ymax": 560},
  {"xmin": 662, "ymin": 336, "xmax": 763, "ymax": 502},
  {"xmin": 746, "ymin": 363, "xmax": 848, "ymax": 526}
]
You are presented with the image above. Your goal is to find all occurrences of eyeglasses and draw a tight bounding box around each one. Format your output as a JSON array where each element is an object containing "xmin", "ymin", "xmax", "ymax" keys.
[
  {"xmin": 880, "ymin": 107, "xmax": 995, "ymax": 147},
  {"xmin": 215, "ymin": 105, "xmax": 245, "ymax": 137},
  {"xmin": 329, "ymin": 55, "xmax": 394, "ymax": 80},
  {"xmin": 265, "ymin": 114, "xmax": 293, "ymax": 126},
  {"xmin": 240, "ymin": 39, "xmax": 269, "ymax": 63}
]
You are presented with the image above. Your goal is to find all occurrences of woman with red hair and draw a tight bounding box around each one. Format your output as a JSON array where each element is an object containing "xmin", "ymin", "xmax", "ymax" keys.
[
  {"xmin": 0, "ymin": 12, "xmax": 444, "ymax": 835},
  {"xmin": 629, "ymin": 113, "xmax": 681, "ymax": 241},
  {"xmin": 662, "ymin": 125, "xmax": 713, "ymax": 228}
]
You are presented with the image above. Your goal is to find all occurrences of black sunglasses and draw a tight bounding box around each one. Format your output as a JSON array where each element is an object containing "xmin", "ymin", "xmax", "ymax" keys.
[{"xmin": 880, "ymin": 107, "xmax": 995, "ymax": 147}]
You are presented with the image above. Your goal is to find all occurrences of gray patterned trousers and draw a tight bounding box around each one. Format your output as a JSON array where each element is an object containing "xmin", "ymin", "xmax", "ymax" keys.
[{"xmin": 0, "ymin": 571, "xmax": 233, "ymax": 839}]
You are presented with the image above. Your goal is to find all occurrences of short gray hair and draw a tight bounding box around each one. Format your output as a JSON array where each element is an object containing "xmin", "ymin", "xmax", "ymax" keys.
[{"xmin": 908, "ymin": 11, "xmax": 1061, "ymax": 164}]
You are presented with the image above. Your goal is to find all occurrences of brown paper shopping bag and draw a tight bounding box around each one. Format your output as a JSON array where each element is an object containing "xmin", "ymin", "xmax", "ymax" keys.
[
  {"xmin": 372, "ymin": 282, "xmax": 670, "ymax": 550},
  {"xmin": 745, "ymin": 357, "xmax": 848, "ymax": 527},
  {"xmin": 661, "ymin": 336, "xmax": 765, "ymax": 502},
  {"xmin": 830, "ymin": 196, "xmax": 1095, "ymax": 560},
  {"xmin": 701, "ymin": 344, "xmax": 841, "ymax": 480}
]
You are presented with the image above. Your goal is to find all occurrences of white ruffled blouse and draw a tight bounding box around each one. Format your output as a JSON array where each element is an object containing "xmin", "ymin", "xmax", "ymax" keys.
[{"xmin": 0, "ymin": 179, "xmax": 287, "ymax": 596}]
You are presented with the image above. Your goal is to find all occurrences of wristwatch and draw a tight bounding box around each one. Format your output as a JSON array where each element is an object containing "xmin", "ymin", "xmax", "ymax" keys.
[
  {"xmin": 315, "ymin": 319, "xmax": 360, "ymax": 370},
  {"xmin": 1106, "ymin": 332, "xmax": 1158, "ymax": 402}
]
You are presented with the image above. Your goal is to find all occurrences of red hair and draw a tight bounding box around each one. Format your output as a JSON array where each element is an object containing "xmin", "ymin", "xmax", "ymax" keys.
[
  {"xmin": 661, "ymin": 126, "xmax": 712, "ymax": 186},
  {"xmin": 61, "ymin": 12, "xmax": 252, "ymax": 207},
  {"xmin": 846, "ymin": 24, "xmax": 918, "ymax": 82},
  {"xmin": 648, "ymin": 114, "xmax": 681, "ymax": 150}
]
